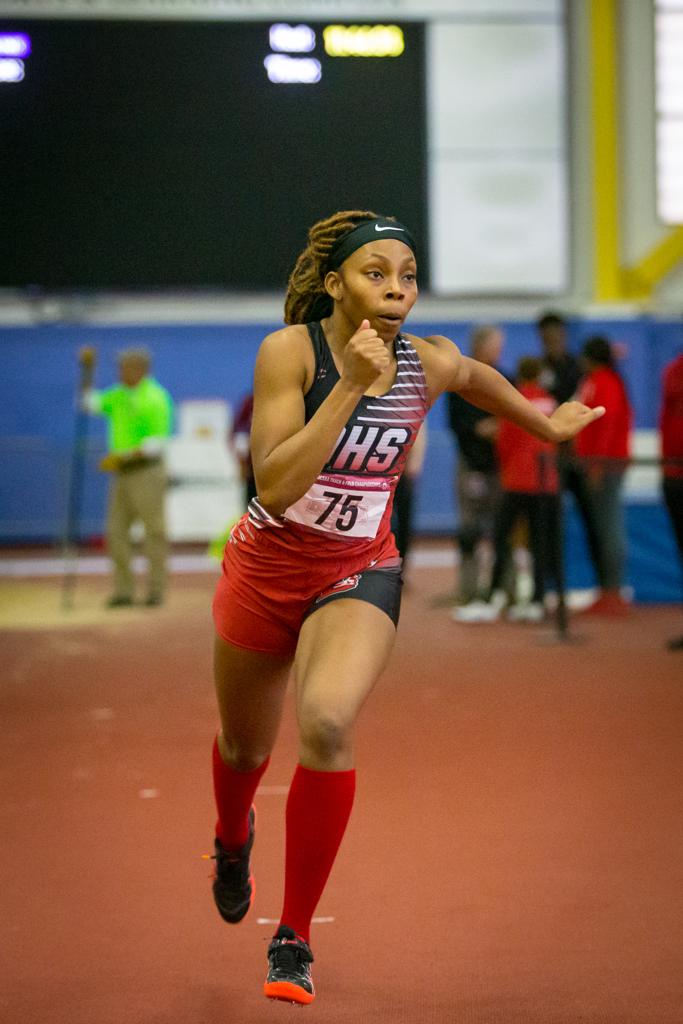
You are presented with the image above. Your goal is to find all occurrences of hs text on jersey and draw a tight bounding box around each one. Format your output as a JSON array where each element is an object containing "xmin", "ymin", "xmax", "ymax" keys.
[{"xmin": 329, "ymin": 425, "xmax": 410, "ymax": 474}]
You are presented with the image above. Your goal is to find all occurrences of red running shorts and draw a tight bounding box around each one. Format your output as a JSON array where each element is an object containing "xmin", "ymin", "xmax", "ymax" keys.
[{"xmin": 212, "ymin": 515, "xmax": 401, "ymax": 657}]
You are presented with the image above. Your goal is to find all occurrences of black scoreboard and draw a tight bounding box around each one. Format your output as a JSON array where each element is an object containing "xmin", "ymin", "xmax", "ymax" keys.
[{"xmin": 1, "ymin": 20, "xmax": 427, "ymax": 290}]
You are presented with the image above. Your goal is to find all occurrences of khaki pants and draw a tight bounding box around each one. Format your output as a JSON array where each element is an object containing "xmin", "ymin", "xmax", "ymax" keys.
[{"xmin": 106, "ymin": 462, "xmax": 167, "ymax": 600}]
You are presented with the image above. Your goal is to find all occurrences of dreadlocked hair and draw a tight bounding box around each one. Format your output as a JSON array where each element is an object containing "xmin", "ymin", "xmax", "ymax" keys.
[{"xmin": 284, "ymin": 209, "xmax": 382, "ymax": 325}]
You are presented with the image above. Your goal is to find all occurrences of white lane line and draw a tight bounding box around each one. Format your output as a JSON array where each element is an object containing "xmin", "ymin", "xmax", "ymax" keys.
[
  {"xmin": 90, "ymin": 707, "xmax": 114, "ymax": 720},
  {"xmin": 0, "ymin": 553, "xmax": 220, "ymax": 577},
  {"xmin": 256, "ymin": 785, "xmax": 289, "ymax": 796},
  {"xmin": 0, "ymin": 547, "xmax": 459, "ymax": 577},
  {"xmin": 138, "ymin": 788, "xmax": 160, "ymax": 799}
]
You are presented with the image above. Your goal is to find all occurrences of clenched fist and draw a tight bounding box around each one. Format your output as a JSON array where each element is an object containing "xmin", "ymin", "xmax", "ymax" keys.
[{"xmin": 341, "ymin": 319, "xmax": 391, "ymax": 391}]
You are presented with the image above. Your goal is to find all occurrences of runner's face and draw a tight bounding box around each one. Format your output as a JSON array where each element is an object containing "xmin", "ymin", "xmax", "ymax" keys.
[{"xmin": 332, "ymin": 239, "xmax": 418, "ymax": 341}]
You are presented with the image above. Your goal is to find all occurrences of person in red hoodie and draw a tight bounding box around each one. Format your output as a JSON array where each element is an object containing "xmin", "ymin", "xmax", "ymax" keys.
[
  {"xmin": 660, "ymin": 350, "xmax": 683, "ymax": 649},
  {"xmin": 453, "ymin": 357, "xmax": 560, "ymax": 622},
  {"xmin": 574, "ymin": 335, "xmax": 633, "ymax": 614}
]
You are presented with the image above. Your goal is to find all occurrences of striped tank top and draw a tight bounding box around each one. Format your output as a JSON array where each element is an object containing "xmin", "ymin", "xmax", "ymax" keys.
[{"xmin": 245, "ymin": 321, "xmax": 430, "ymax": 559}]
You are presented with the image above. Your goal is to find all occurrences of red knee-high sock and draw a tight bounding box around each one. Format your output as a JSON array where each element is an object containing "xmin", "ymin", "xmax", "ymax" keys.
[
  {"xmin": 279, "ymin": 764, "xmax": 356, "ymax": 943},
  {"xmin": 212, "ymin": 737, "xmax": 269, "ymax": 849}
]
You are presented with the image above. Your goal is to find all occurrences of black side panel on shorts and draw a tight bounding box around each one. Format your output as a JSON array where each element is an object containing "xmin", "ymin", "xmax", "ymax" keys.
[{"xmin": 303, "ymin": 566, "xmax": 403, "ymax": 628}]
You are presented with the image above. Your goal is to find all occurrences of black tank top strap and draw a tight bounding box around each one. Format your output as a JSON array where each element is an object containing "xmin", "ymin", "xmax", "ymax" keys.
[
  {"xmin": 304, "ymin": 322, "xmax": 340, "ymax": 421},
  {"xmin": 305, "ymin": 322, "xmax": 337, "ymax": 376}
]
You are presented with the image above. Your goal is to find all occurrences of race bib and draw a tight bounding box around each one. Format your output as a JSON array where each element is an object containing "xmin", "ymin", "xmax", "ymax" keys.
[{"xmin": 283, "ymin": 473, "xmax": 392, "ymax": 539}]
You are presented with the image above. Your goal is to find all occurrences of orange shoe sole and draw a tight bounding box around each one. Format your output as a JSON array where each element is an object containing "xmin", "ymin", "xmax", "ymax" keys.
[{"xmin": 264, "ymin": 981, "xmax": 315, "ymax": 1005}]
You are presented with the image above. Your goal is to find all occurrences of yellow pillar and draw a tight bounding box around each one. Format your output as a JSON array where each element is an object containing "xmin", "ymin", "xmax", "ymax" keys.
[
  {"xmin": 623, "ymin": 226, "xmax": 683, "ymax": 298},
  {"xmin": 590, "ymin": 0, "xmax": 624, "ymax": 301}
]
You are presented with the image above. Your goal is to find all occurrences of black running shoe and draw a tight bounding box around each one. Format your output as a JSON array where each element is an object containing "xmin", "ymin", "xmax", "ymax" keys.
[
  {"xmin": 263, "ymin": 926, "xmax": 315, "ymax": 1005},
  {"xmin": 211, "ymin": 806, "xmax": 255, "ymax": 924}
]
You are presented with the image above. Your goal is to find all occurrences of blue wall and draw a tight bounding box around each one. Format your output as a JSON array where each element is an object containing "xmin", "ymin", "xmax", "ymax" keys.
[{"xmin": 1, "ymin": 315, "xmax": 681, "ymax": 601}]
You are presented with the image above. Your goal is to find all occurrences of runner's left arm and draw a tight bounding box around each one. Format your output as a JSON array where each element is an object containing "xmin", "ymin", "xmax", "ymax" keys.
[{"xmin": 425, "ymin": 336, "xmax": 605, "ymax": 443}]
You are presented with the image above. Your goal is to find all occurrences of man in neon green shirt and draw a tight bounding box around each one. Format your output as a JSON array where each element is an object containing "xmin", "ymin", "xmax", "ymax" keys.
[{"xmin": 81, "ymin": 346, "xmax": 174, "ymax": 607}]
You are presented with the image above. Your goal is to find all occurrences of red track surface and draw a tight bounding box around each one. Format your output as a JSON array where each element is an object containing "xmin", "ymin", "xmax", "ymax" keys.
[{"xmin": 2, "ymin": 567, "xmax": 682, "ymax": 1023}]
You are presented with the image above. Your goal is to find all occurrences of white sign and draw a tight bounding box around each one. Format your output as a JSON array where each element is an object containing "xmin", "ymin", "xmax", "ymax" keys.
[
  {"xmin": 264, "ymin": 53, "xmax": 321, "ymax": 83},
  {"xmin": 0, "ymin": 58, "xmax": 24, "ymax": 81},
  {"xmin": 269, "ymin": 23, "xmax": 315, "ymax": 52}
]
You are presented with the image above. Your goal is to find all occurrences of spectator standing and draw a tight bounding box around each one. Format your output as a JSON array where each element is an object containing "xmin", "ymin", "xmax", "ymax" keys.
[
  {"xmin": 80, "ymin": 346, "xmax": 174, "ymax": 607},
  {"xmin": 536, "ymin": 311, "xmax": 604, "ymax": 588},
  {"xmin": 453, "ymin": 357, "xmax": 560, "ymax": 623},
  {"xmin": 447, "ymin": 324, "xmax": 506, "ymax": 605},
  {"xmin": 659, "ymin": 350, "xmax": 683, "ymax": 649},
  {"xmin": 536, "ymin": 311, "xmax": 582, "ymax": 404},
  {"xmin": 574, "ymin": 335, "xmax": 633, "ymax": 615}
]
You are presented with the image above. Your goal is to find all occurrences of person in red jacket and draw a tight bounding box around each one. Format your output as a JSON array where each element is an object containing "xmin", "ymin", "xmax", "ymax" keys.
[
  {"xmin": 453, "ymin": 357, "xmax": 560, "ymax": 623},
  {"xmin": 659, "ymin": 350, "xmax": 683, "ymax": 649},
  {"xmin": 574, "ymin": 335, "xmax": 633, "ymax": 615}
]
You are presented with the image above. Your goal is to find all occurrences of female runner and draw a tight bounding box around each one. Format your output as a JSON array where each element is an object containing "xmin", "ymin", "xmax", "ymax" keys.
[{"xmin": 210, "ymin": 210, "xmax": 605, "ymax": 1005}]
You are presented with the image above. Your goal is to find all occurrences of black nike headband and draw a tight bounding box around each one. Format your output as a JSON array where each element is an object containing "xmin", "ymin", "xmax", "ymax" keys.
[{"xmin": 326, "ymin": 218, "xmax": 417, "ymax": 272}]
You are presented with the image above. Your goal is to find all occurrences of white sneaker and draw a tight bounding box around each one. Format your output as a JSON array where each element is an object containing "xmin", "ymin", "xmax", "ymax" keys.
[
  {"xmin": 451, "ymin": 601, "xmax": 501, "ymax": 623},
  {"xmin": 507, "ymin": 602, "xmax": 545, "ymax": 623}
]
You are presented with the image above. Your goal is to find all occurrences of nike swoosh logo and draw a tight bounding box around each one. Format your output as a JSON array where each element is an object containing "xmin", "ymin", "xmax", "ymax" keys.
[{"xmin": 375, "ymin": 224, "xmax": 405, "ymax": 232}]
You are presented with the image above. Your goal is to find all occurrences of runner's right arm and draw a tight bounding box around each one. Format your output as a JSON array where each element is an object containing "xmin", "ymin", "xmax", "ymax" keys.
[{"xmin": 251, "ymin": 322, "xmax": 386, "ymax": 516}]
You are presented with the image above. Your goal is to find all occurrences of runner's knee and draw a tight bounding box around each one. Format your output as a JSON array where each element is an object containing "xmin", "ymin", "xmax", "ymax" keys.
[
  {"xmin": 298, "ymin": 705, "xmax": 351, "ymax": 762},
  {"xmin": 218, "ymin": 734, "xmax": 270, "ymax": 773}
]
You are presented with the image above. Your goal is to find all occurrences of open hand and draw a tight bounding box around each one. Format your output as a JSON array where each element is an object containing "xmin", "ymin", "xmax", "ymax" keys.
[
  {"xmin": 78, "ymin": 346, "xmax": 97, "ymax": 367},
  {"xmin": 341, "ymin": 319, "xmax": 390, "ymax": 391},
  {"xmin": 548, "ymin": 401, "xmax": 606, "ymax": 442},
  {"xmin": 99, "ymin": 453, "xmax": 122, "ymax": 473}
]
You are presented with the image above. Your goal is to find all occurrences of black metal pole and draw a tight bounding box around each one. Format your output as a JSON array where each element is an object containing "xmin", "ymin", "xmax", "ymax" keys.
[
  {"xmin": 552, "ymin": 462, "xmax": 569, "ymax": 640},
  {"xmin": 61, "ymin": 350, "xmax": 95, "ymax": 610},
  {"xmin": 538, "ymin": 447, "xmax": 570, "ymax": 643}
]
